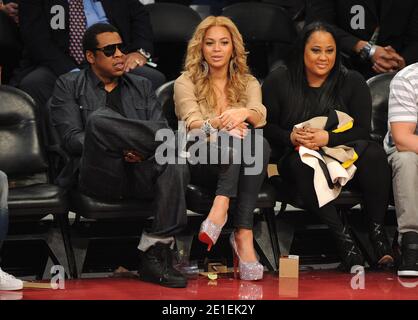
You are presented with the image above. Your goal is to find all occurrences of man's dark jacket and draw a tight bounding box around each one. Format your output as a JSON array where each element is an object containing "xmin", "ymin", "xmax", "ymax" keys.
[
  {"xmin": 306, "ymin": 0, "xmax": 418, "ymax": 66},
  {"xmin": 17, "ymin": 0, "xmax": 154, "ymax": 79},
  {"xmin": 50, "ymin": 68, "xmax": 167, "ymax": 188}
]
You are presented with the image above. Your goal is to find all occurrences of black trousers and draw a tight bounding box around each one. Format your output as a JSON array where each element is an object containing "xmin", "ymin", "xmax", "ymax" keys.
[
  {"xmin": 189, "ymin": 132, "xmax": 271, "ymax": 230},
  {"xmin": 79, "ymin": 108, "xmax": 189, "ymax": 237},
  {"xmin": 279, "ymin": 141, "xmax": 391, "ymax": 234}
]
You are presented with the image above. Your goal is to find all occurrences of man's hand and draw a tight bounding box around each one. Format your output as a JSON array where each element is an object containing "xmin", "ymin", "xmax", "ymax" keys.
[
  {"xmin": 372, "ymin": 46, "xmax": 405, "ymax": 73},
  {"xmin": 123, "ymin": 52, "xmax": 147, "ymax": 73},
  {"xmin": 354, "ymin": 41, "xmax": 406, "ymax": 73},
  {"xmin": 1, "ymin": 2, "xmax": 18, "ymax": 24},
  {"xmin": 382, "ymin": 46, "xmax": 406, "ymax": 69},
  {"xmin": 123, "ymin": 149, "xmax": 144, "ymax": 163}
]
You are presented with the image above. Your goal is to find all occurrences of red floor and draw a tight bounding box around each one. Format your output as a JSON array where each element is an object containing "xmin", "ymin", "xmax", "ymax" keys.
[{"xmin": 1, "ymin": 270, "xmax": 417, "ymax": 300}]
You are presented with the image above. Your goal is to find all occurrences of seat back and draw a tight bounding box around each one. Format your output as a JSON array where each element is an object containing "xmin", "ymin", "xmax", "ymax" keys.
[
  {"xmin": 0, "ymin": 85, "xmax": 48, "ymax": 184},
  {"xmin": 146, "ymin": 3, "xmax": 202, "ymax": 81},
  {"xmin": 222, "ymin": 2, "xmax": 297, "ymax": 79},
  {"xmin": 156, "ymin": 80, "xmax": 177, "ymax": 130},
  {"xmin": 261, "ymin": 0, "xmax": 306, "ymax": 20},
  {"xmin": 366, "ymin": 72, "xmax": 396, "ymax": 143},
  {"xmin": 189, "ymin": 4, "xmax": 212, "ymax": 20}
]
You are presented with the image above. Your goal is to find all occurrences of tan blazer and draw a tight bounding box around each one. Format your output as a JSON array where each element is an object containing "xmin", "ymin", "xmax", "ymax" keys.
[{"xmin": 173, "ymin": 72, "xmax": 267, "ymax": 130}]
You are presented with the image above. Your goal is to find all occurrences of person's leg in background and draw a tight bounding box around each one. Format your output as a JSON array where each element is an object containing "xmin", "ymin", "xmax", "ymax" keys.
[
  {"xmin": 15, "ymin": 67, "xmax": 58, "ymax": 141},
  {"xmin": 388, "ymin": 151, "xmax": 418, "ymax": 277},
  {"xmin": 130, "ymin": 65, "xmax": 166, "ymax": 91},
  {"xmin": 17, "ymin": 67, "xmax": 57, "ymax": 113},
  {"xmin": 0, "ymin": 170, "xmax": 23, "ymax": 290}
]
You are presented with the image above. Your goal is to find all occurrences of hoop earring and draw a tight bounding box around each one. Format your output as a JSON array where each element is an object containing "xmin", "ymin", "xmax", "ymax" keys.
[
  {"xmin": 229, "ymin": 59, "xmax": 237, "ymax": 76},
  {"xmin": 201, "ymin": 60, "xmax": 209, "ymax": 77}
]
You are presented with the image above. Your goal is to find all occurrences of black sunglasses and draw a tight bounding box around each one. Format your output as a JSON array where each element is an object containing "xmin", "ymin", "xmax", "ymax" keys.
[{"xmin": 93, "ymin": 43, "xmax": 127, "ymax": 57}]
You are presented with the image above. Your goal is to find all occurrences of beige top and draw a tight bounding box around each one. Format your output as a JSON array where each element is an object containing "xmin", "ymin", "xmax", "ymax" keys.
[{"xmin": 173, "ymin": 72, "xmax": 267, "ymax": 130}]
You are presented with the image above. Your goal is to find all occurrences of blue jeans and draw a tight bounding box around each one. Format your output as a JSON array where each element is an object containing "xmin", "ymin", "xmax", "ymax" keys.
[
  {"xmin": 0, "ymin": 171, "xmax": 9, "ymax": 257},
  {"xmin": 0, "ymin": 208, "xmax": 7, "ymax": 247}
]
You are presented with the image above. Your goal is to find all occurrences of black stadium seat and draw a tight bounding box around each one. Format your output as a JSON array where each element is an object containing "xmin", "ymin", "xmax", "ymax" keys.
[
  {"xmin": 222, "ymin": 2, "xmax": 297, "ymax": 79},
  {"xmin": 146, "ymin": 3, "xmax": 202, "ymax": 81},
  {"xmin": 367, "ymin": 72, "xmax": 397, "ymax": 144},
  {"xmin": 0, "ymin": 85, "xmax": 75, "ymax": 278},
  {"xmin": 367, "ymin": 72, "xmax": 397, "ymax": 209}
]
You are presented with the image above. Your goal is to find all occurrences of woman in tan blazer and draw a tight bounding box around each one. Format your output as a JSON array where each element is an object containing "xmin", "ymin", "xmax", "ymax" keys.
[{"xmin": 174, "ymin": 16, "xmax": 270, "ymax": 281}]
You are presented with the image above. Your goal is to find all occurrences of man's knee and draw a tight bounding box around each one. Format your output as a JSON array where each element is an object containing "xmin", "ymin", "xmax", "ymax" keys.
[
  {"xmin": 85, "ymin": 110, "xmax": 114, "ymax": 135},
  {"xmin": 390, "ymin": 151, "xmax": 418, "ymax": 173},
  {"xmin": 149, "ymin": 69, "xmax": 166, "ymax": 90},
  {"xmin": 18, "ymin": 67, "xmax": 56, "ymax": 100},
  {"xmin": 130, "ymin": 66, "xmax": 166, "ymax": 90}
]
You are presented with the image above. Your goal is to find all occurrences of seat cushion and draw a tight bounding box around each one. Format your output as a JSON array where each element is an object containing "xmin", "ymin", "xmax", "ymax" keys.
[
  {"xmin": 8, "ymin": 183, "xmax": 68, "ymax": 216},
  {"xmin": 269, "ymin": 175, "xmax": 362, "ymax": 209},
  {"xmin": 70, "ymin": 190, "xmax": 154, "ymax": 219},
  {"xmin": 186, "ymin": 181, "xmax": 276, "ymax": 215}
]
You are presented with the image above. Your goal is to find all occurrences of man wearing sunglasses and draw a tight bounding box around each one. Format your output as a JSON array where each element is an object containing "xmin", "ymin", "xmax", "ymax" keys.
[
  {"xmin": 11, "ymin": 0, "xmax": 165, "ymax": 129},
  {"xmin": 50, "ymin": 23, "xmax": 189, "ymax": 288}
]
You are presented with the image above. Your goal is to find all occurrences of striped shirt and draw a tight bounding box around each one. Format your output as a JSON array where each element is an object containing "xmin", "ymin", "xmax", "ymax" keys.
[{"xmin": 384, "ymin": 63, "xmax": 418, "ymax": 154}]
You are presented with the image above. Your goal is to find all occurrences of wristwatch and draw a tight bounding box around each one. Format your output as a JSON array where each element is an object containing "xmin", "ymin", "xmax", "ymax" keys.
[
  {"xmin": 136, "ymin": 48, "xmax": 157, "ymax": 67},
  {"xmin": 359, "ymin": 42, "xmax": 376, "ymax": 61},
  {"xmin": 137, "ymin": 48, "xmax": 151, "ymax": 60}
]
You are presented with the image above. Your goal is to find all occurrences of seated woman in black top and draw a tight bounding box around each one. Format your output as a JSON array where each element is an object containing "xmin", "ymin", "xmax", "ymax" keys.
[{"xmin": 263, "ymin": 22, "xmax": 393, "ymax": 271}]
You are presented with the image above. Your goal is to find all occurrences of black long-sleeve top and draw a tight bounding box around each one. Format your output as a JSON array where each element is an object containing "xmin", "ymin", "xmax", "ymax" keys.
[
  {"xmin": 262, "ymin": 67, "xmax": 372, "ymax": 156},
  {"xmin": 18, "ymin": 0, "xmax": 154, "ymax": 76},
  {"xmin": 305, "ymin": 0, "xmax": 418, "ymax": 68}
]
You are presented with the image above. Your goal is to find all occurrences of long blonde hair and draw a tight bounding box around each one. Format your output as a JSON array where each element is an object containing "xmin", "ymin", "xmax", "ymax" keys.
[{"xmin": 184, "ymin": 16, "xmax": 250, "ymax": 110}]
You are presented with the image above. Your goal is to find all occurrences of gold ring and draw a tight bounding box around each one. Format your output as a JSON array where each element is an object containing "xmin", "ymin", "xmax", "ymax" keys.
[{"xmin": 135, "ymin": 59, "xmax": 141, "ymax": 66}]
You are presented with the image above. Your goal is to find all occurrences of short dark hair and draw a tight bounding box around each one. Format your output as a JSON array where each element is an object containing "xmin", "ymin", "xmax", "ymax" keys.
[{"xmin": 82, "ymin": 23, "xmax": 120, "ymax": 56}]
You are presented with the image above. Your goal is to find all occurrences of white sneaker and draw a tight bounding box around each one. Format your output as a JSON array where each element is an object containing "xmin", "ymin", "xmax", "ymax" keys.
[{"xmin": 0, "ymin": 268, "xmax": 23, "ymax": 291}]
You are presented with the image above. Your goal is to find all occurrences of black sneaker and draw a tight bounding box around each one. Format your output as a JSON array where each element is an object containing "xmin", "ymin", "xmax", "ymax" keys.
[
  {"xmin": 398, "ymin": 232, "xmax": 418, "ymax": 277},
  {"xmin": 138, "ymin": 243, "xmax": 187, "ymax": 288}
]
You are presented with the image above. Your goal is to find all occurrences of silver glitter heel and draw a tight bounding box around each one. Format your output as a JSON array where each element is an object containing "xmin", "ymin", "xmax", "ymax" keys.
[
  {"xmin": 230, "ymin": 232, "xmax": 264, "ymax": 281},
  {"xmin": 198, "ymin": 216, "xmax": 227, "ymax": 251}
]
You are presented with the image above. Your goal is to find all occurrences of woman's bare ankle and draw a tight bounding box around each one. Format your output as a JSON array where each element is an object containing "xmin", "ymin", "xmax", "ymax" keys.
[{"xmin": 207, "ymin": 196, "xmax": 229, "ymax": 225}]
